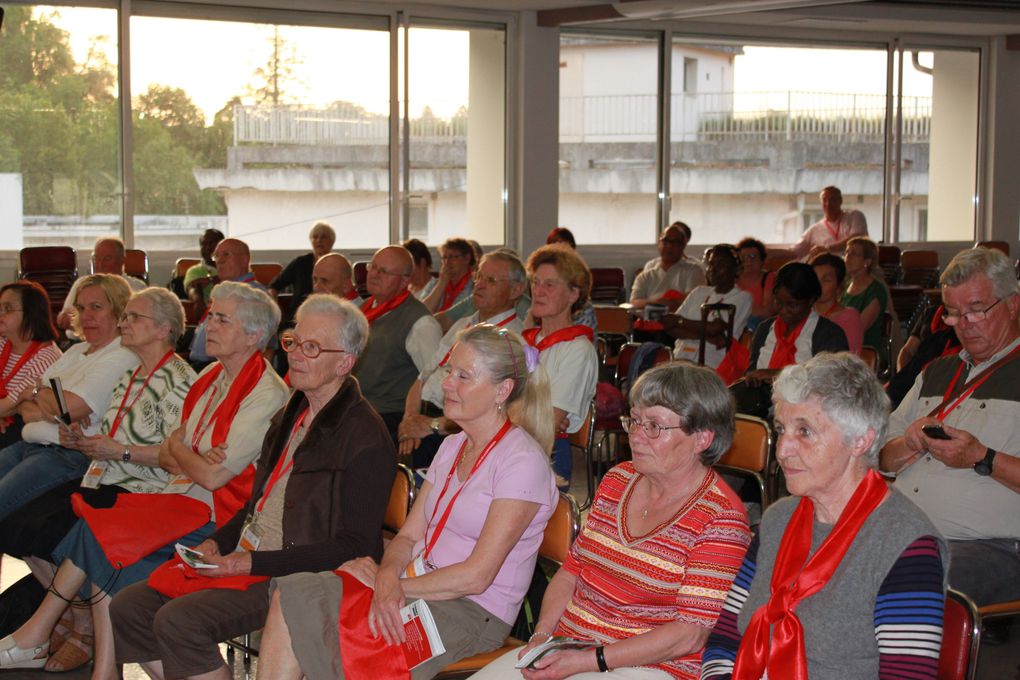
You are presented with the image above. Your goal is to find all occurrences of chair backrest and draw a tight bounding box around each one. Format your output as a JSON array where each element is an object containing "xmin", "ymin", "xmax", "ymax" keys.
[
  {"xmin": 938, "ymin": 589, "xmax": 980, "ymax": 680},
  {"xmin": 614, "ymin": 342, "xmax": 641, "ymax": 387},
  {"xmin": 860, "ymin": 346, "xmax": 878, "ymax": 373},
  {"xmin": 975, "ymin": 240, "xmax": 1010, "ymax": 256},
  {"xmin": 590, "ymin": 267, "xmax": 626, "ymax": 304},
  {"xmin": 900, "ymin": 250, "xmax": 940, "ymax": 288},
  {"xmin": 763, "ymin": 250, "xmax": 793, "ymax": 273},
  {"xmin": 715, "ymin": 414, "xmax": 773, "ymax": 508},
  {"xmin": 125, "ymin": 248, "xmax": 149, "ymax": 283},
  {"xmin": 568, "ymin": 401, "xmax": 595, "ymax": 452},
  {"xmin": 353, "ymin": 261, "xmax": 369, "ymax": 298},
  {"xmin": 594, "ymin": 305, "xmax": 632, "ymax": 337},
  {"xmin": 878, "ymin": 244, "xmax": 902, "ymax": 285},
  {"xmin": 651, "ymin": 346, "xmax": 672, "ymax": 367},
  {"xmin": 383, "ymin": 464, "xmax": 417, "ymax": 535},
  {"xmin": 19, "ymin": 246, "xmax": 77, "ymax": 277},
  {"xmin": 539, "ymin": 492, "xmax": 581, "ymax": 565},
  {"xmin": 251, "ymin": 263, "xmax": 282, "ymax": 287},
  {"xmin": 173, "ymin": 257, "xmax": 200, "ymax": 280},
  {"xmin": 698, "ymin": 302, "xmax": 736, "ymax": 366}
]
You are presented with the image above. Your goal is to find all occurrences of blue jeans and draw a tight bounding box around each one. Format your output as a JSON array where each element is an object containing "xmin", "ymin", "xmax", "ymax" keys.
[
  {"xmin": 0, "ymin": 441, "xmax": 90, "ymax": 522},
  {"xmin": 552, "ymin": 437, "xmax": 572, "ymax": 490}
]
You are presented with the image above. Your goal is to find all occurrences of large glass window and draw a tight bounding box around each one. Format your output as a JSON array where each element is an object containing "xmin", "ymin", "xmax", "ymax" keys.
[
  {"xmin": 404, "ymin": 24, "xmax": 506, "ymax": 246},
  {"xmin": 669, "ymin": 43, "xmax": 890, "ymax": 247},
  {"xmin": 0, "ymin": 6, "xmax": 120, "ymax": 250},
  {"xmin": 130, "ymin": 16, "xmax": 390, "ymax": 252},
  {"xmin": 558, "ymin": 32, "xmax": 659, "ymax": 246}
]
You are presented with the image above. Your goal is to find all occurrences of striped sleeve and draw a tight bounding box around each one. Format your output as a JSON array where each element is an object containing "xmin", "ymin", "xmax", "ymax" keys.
[
  {"xmin": 699, "ymin": 533, "xmax": 759, "ymax": 680},
  {"xmin": 874, "ymin": 535, "xmax": 945, "ymax": 680}
]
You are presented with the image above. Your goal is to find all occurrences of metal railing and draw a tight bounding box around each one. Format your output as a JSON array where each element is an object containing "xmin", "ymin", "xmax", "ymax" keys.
[{"xmin": 233, "ymin": 91, "xmax": 932, "ymax": 146}]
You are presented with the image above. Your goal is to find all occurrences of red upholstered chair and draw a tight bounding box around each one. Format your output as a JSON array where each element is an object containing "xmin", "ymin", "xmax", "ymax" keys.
[
  {"xmin": 353, "ymin": 261, "xmax": 369, "ymax": 298},
  {"xmin": 18, "ymin": 246, "xmax": 78, "ymax": 316},
  {"xmin": 938, "ymin": 589, "xmax": 980, "ymax": 680},
  {"xmin": 590, "ymin": 267, "xmax": 626, "ymax": 304}
]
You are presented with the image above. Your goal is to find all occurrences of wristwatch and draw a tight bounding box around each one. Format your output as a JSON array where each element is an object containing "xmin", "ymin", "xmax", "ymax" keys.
[
  {"xmin": 122, "ymin": 447, "xmax": 132, "ymax": 463},
  {"xmin": 430, "ymin": 418, "xmax": 441, "ymax": 436},
  {"xmin": 974, "ymin": 447, "xmax": 996, "ymax": 476}
]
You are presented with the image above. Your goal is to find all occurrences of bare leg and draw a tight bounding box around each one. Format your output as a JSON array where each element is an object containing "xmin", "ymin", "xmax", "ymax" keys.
[
  {"xmin": 23, "ymin": 555, "xmax": 57, "ymax": 588},
  {"xmin": 140, "ymin": 660, "xmax": 166, "ymax": 680},
  {"xmin": 254, "ymin": 590, "xmax": 303, "ymax": 680},
  {"xmin": 186, "ymin": 666, "xmax": 231, "ymax": 680},
  {"xmin": 90, "ymin": 584, "xmax": 116, "ymax": 680},
  {"xmin": 11, "ymin": 558, "xmax": 86, "ymax": 648}
]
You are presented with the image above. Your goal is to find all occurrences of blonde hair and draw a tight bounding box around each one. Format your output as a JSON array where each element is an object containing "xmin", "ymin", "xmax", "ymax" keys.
[
  {"xmin": 456, "ymin": 324, "xmax": 554, "ymax": 453},
  {"xmin": 72, "ymin": 274, "xmax": 132, "ymax": 337}
]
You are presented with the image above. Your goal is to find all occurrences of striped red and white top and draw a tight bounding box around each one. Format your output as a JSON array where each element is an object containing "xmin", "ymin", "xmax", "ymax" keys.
[{"xmin": 554, "ymin": 462, "xmax": 751, "ymax": 679}]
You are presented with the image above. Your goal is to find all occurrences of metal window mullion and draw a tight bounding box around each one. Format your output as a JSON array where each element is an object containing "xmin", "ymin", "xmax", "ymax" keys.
[
  {"xmin": 656, "ymin": 29, "xmax": 672, "ymax": 237},
  {"xmin": 118, "ymin": 0, "xmax": 134, "ymax": 246},
  {"xmin": 882, "ymin": 41, "xmax": 895, "ymax": 244},
  {"xmin": 388, "ymin": 12, "xmax": 402, "ymax": 243},
  {"xmin": 893, "ymin": 40, "xmax": 904, "ymax": 243}
]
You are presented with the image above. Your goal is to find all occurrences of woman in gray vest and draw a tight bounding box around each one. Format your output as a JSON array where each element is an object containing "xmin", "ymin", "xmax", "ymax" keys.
[{"xmin": 701, "ymin": 353, "xmax": 947, "ymax": 680}]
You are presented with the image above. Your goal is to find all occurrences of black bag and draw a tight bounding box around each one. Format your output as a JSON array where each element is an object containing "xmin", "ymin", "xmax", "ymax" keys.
[{"xmin": 0, "ymin": 574, "xmax": 46, "ymax": 637}]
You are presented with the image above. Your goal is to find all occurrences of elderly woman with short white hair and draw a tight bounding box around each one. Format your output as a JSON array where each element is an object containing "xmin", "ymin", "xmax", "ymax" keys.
[{"xmin": 701, "ymin": 353, "xmax": 946, "ymax": 680}]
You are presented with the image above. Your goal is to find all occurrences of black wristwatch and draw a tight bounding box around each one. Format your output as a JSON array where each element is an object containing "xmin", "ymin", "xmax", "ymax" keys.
[{"xmin": 974, "ymin": 448, "xmax": 996, "ymax": 476}]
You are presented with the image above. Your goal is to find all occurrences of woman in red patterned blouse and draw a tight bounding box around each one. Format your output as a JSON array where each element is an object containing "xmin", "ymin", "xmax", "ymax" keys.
[{"xmin": 471, "ymin": 363, "xmax": 751, "ymax": 680}]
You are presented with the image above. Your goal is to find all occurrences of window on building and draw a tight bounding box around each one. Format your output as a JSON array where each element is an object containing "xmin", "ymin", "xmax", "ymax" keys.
[
  {"xmin": 0, "ymin": 6, "xmax": 120, "ymax": 251},
  {"xmin": 558, "ymin": 32, "xmax": 659, "ymax": 246},
  {"xmin": 129, "ymin": 14, "xmax": 390, "ymax": 252}
]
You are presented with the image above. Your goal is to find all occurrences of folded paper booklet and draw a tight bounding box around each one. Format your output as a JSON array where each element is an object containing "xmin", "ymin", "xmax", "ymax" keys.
[
  {"xmin": 401, "ymin": 599, "xmax": 446, "ymax": 669},
  {"xmin": 514, "ymin": 637, "xmax": 596, "ymax": 669}
]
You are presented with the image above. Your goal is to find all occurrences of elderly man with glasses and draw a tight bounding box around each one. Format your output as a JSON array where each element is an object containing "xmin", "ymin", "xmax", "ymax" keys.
[
  {"xmin": 397, "ymin": 250, "xmax": 527, "ymax": 469},
  {"xmin": 110, "ymin": 295, "xmax": 396, "ymax": 680},
  {"xmin": 881, "ymin": 247, "xmax": 1020, "ymax": 612},
  {"xmin": 353, "ymin": 246, "xmax": 442, "ymax": 444},
  {"xmin": 629, "ymin": 222, "xmax": 706, "ymax": 312}
]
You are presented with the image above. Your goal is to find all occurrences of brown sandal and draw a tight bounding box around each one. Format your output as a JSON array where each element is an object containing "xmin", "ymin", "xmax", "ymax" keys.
[
  {"xmin": 44, "ymin": 630, "xmax": 93, "ymax": 673},
  {"xmin": 48, "ymin": 608, "xmax": 74, "ymax": 652}
]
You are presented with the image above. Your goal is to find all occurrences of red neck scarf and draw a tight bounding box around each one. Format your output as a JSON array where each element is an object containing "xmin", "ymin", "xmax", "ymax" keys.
[
  {"xmin": 344, "ymin": 288, "xmax": 360, "ymax": 301},
  {"xmin": 522, "ymin": 324, "xmax": 594, "ymax": 352},
  {"xmin": 439, "ymin": 271, "xmax": 472, "ymax": 312},
  {"xmin": 0, "ymin": 340, "xmax": 46, "ymax": 399},
  {"xmin": 768, "ymin": 315, "xmax": 809, "ymax": 370},
  {"xmin": 181, "ymin": 351, "xmax": 267, "ymax": 525},
  {"xmin": 361, "ymin": 289, "xmax": 411, "ymax": 325},
  {"xmin": 733, "ymin": 470, "xmax": 888, "ymax": 680}
]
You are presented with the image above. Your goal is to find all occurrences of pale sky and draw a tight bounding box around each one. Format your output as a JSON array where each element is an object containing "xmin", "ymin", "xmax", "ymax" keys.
[{"xmin": 48, "ymin": 6, "xmax": 937, "ymax": 123}]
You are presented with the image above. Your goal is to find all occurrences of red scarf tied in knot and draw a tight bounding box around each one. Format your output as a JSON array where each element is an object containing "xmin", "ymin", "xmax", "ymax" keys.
[
  {"xmin": 521, "ymin": 325, "xmax": 594, "ymax": 352},
  {"xmin": 732, "ymin": 469, "xmax": 888, "ymax": 680},
  {"xmin": 768, "ymin": 315, "xmax": 809, "ymax": 370}
]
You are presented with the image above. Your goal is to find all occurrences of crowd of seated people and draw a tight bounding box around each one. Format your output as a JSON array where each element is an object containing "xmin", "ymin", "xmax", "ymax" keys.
[{"xmin": 0, "ymin": 216, "xmax": 1016, "ymax": 680}]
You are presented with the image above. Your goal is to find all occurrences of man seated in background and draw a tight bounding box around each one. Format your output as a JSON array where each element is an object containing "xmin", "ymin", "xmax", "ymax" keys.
[
  {"xmin": 353, "ymin": 246, "xmax": 442, "ymax": 443},
  {"xmin": 189, "ymin": 238, "xmax": 267, "ymax": 367},
  {"xmin": 311, "ymin": 253, "xmax": 361, "ymax": 305},
  {"xmin": 269, "ymin": 221, "xmax": 336, "ymax": 326},
  {"xmin": 787, "ymin": 185, "xmax": 868, "ymax": 261},
  {"xmin": 57, "ymin": 237, "xmax": 146, "ymax": 332},
  {"xmin": 398, "ymin": 250, "xmax": 526, "ymax": 468},
  {"xmin": 630, "ymin": 221, "xmax": 705, "ymax": 312},
  {"xmin": 183, "ymin": 228, "xmax": 225, "ymax": 305},
  {"xmin": 881, "ymin": 247, "xmax": 1020, "ymax": 616}
]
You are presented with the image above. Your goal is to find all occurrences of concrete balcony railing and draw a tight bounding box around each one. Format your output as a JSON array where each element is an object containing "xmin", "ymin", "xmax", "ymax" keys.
[{"xmin": 233, "ymin": 91, "xmax": 932, "ymax": 146}]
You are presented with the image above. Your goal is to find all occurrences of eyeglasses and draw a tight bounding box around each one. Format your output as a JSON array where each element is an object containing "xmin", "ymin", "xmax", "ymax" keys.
[
  {"xmin": 119, "ymin": 311, "xmax": 157, "ymax": 324},
  {"xmin": 0, "ymin": 305, "xmax": 23, "ymax": 315},
  {"xmin": 619, "ymin": 416, "xmax": 685, "ymax": 439},
  {"xmin": 366, "ymin": 262, "xmax": 407, "ymax": 277},
  {"xmin": 280, "ymin": 332, "xmax": 347, "ymax": 359},
  {"xmin": 474, "ymin": 274, "xmax": 511, "ymax": 286},
  {"xmin": 942, "ymin": 298, "xmax": 1003, "ymax": 326}
]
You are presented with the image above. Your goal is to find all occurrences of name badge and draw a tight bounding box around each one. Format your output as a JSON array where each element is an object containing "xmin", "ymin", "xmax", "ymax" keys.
[
  {"xmin": 162, "ymin": 475, "xmax": 194, "ymax": 494},
  {"xmin": 404, "ymin": 552, "xmax": 431, "ymax": 579},
  {"xmin": 80, "ymin": 461, "xmax": 107, "ymax": 489},
  {"xmin": 238, "ymin": 519, "xmax": 262, "ymax": 553}
]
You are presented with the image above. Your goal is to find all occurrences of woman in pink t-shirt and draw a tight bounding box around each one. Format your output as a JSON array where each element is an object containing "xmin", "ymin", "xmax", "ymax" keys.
[
  {"xmin": 811, "ymin": 253, "xmax": 864, "ymax": 355},
  {"xmin": 258, "ymin": 324, "xmax": 559, "ymax": 680}
]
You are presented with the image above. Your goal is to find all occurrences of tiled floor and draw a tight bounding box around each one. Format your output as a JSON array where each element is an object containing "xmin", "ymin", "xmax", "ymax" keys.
[{"xmin": 0, "ymin": 446, "xmax": 1014, "ymax": 679}]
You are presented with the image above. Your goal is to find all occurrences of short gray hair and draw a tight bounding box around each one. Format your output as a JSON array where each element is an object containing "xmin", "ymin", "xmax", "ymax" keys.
[
  {"xmin": 629, "ymin": 363, "xmax": 735, "ymax": 466},
  {"xmin": 310, "ymin": 221, "xmax": 336, "ymax": 242},
  {"xmin": 210, "ymin": 282, "xmax": 280, "ymax": 349},
  {"xmin": 295, "ymin": 294, "xmax": 369, "ymax": 358},
  {"xmin": 942, "ymin": 248, "xmax": 1019, "ymax": 300},
  {"xmin": 480, "ymin": 250, "xmax": 527, "ymax": 286},
  {"xmin": 133, "ymin": 287, "xmax": 186, "ymax": 346},
  {"xmin": 772, "ymin": 352, "xmax": 889, "ymax": 467}
]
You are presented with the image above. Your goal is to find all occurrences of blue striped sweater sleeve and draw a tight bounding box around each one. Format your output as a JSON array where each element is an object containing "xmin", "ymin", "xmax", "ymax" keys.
[
  {"xmin": 874, "ymin": 534, "xmax": 945, "ymax": 680},
  {"xmin": 700, "ymin": 533, "xmax": 759, "ymax": 680}
]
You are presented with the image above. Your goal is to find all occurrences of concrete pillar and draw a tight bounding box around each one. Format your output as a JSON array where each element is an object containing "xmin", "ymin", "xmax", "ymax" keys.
[
  {"xmin": 983, "ymin": 37, "xmax": 1020, "ymax": 243},
  {"xmin": 466, "ymin": 29, "xmax": 506, "ymax": 246},
  {"xmin": 513, "ymin": 13, "xmax": 560, "ymax": 258},
  {"xmin": 926, "ymin": 50, "xmax": 979, "ymax": 241}
]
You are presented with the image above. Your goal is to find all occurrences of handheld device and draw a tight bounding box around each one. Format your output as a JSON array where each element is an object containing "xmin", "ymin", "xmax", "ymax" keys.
[
  {"xmin": 175, "ymin": 543, "xmax": 217, "ymax": 569},
  {"xmin": 921, "ymin": 424, "xmax": 951, "ymax": 440}
]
